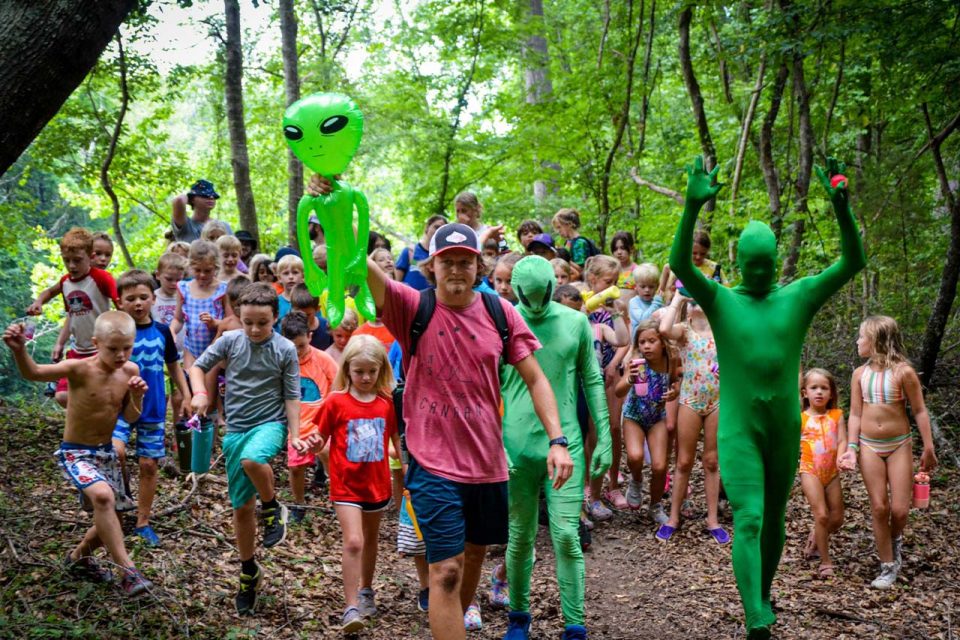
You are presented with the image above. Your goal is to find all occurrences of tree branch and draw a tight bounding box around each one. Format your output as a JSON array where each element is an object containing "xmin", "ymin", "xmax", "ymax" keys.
[
  {"xmin": 629, "ymin": 166, "xmax": 684, "ymax": 204},
  {"xmin": 101, "ymin": 35, "xmax": 134, "ymax": 268},
  {"xmin": 730, "ymin": 56, "xmax": 766, "ymax": 209}
]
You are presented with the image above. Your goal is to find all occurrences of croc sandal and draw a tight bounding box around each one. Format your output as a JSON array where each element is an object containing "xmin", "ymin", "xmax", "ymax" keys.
[
  {"xmin": 655, "ymin": 524, "xmax": 677, "ymax": 542},
  {"xmin": 707, "ymin": 526, "xmax": 731, "ymax": 545}
]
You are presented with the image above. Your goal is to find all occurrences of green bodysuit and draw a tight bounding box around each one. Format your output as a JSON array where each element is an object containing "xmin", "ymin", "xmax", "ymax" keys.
[
  {"xmin": 501, "ymin": 256, "xmax": 612, "ymax": 628},
  {"xmin": 669, "ymin": 157, "xmax": 865, "ymax": 639}
]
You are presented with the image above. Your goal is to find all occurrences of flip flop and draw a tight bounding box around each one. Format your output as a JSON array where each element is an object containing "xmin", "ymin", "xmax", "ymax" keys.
[
  {"xmin": 655, "ymin": 524, "xmax": 677, "ymax": 542},
  {"xmin": 707, "ymin": 526, "xmax": 731, "ymax": 545}
]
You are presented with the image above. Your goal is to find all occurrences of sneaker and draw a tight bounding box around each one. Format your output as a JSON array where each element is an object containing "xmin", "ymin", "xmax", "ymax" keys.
[
  {"xmin": 289, "ymin": 506, "xmax": 306, "ymax": 525},
  {"xmin": 235, "ymin": 566, "xmax": 261, "ymax": 615},
  {"xmin": 870, "ymin": 562, "xmax": 898, "ymax": 589},
  {"xmin": 311, "ymin": 462, "xmax": 328, "ymax": 491},
  {"xmin": 504, "ymin": 611, "xmax": 531, "ymax": 639},
  {"xmin": 63, "ymin": 552, "xmax": 113, "ymax": 583},
  {"xmin": 417, "ymin": 587, "xmax": 429, "ymax": 612},
  {"xmin": 563, "ymin": 624, "xmax": 588, "ymax": 640},
  {"xmin": 341, "ymin": 606, "xmax": 364, "ymax": 633},
  {"xmin": 261, "ymin": 503, "xmax": 288, "ymax": 548},
  {"xmin": 358, "ymin": 587, "xmax": 377, "ymax": 617},
  {"xmin": 134, "ymin": 525, "xmax": 161, "ymax": 547},
  {"xmin": 625, "ymin": 480, "xmax": 643, "ymax": 510},
  {"xmin": 586, "ymin": 500, "xmax": 612, "ymax": 522},
  {"xmin": 489, "ymin": 564, "xmax": 509, "ymax": 608},
  {"xmin": 649, "ymin": 503, "xmax": 669, "ymax": 525},
  {"xmin": 580, "ymin": 510, "xmax": 594, "ymax": 530},
  {"xmin": 464, "ymin": 602, "xmax": 482, "ymax": 631},
  {"xmin": 119, "ymin": 567, "xmax": 153, "ymax": 596},
  {"xmin": 604, "ymin": 488, "xmax": 629, "ymax": 511},
  {"xmin": 892, "ymin": 536, "xmax": 903, "ymax": 570},
  {"xmin": 681, "ymin": 499, "xmax": 696, "ymax": 520}
]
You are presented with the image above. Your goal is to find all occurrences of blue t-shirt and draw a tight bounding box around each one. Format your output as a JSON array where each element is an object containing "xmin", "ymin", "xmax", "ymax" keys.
[
  {"xmin": 129, "ymin": 320, "xmax": 178, "ymax": 423},
  {"xmin": 276, "ymin": 294, "xmax": 293, "ymax": 330},
  {"xmin": 396, "ymin": 243, "xmax": 430, "ymax": 290},
  {"xmin": 309, "ymin": 315, "xmax": 333, "ymax": 350},
  {"xmin": 628, "ymin": 294, "xmax": 664, "ymax": 338}
]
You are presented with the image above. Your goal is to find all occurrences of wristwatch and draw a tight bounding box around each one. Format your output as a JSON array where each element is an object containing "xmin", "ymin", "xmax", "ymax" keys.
[{"xmin": 549, "ymin": 436, "xmax": 569, "ymax": 447}]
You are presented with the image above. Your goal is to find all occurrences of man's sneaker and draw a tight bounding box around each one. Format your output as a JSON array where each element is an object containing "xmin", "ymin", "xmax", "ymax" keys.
[
  {"xmin": 119, "ymin": 567, "xmax": 153, "ymax": 596},
  {"xmin": 358, "ymin": 587, "xmax": 377, "ymax": 618},
  {"xmin": 464, "ymin": 602, "xmax": 482, "ymax": 631},
  {"xmin": 586, "ymin": 500, "xmax": 612, "ymax": 522},
  {"xmin": 417, "ymin": 587, "xmax": 429, "ymax": 612},
  {"xmin": 341, "ymin": 606, "xmax": 364, "ymax": 633},
  {"xmin": 64, "ymin": 552, "xmax": 113, "ymax": 583},
  {"xmin": 134, "ymin": 525, "xmax": 161, "ymax": 547},
  {"xmin": 489, "ymin": 564, "xmax": 509, "ymax": 608},
  {"xmin": 892, "ymin": 536, "xmax": 903, "ymax": 570},
  {"xmin": 235, "ymin": 566, "xmax": 261, "ymax": 615},
  {"xmin": 562, "ymin": 624, "xmax": 588, "ymax": 640},
  {"xmin": 504, "ymin": 611, "xmax": 531, "ymax": 639},
  {"xmin": 649, "ymin": 503, "xmax": 669, "ymax": 525},
  {"xmin": 625, "ymin": 480, "xmax": 643, "ymax": 510},
  {"xmin": 289, "ymin": 505, "xmax": 306, "ymax": 525},
  {"xmin": 870, "ymin": 562, "xmax": 898, "ymax": 589},
  {"xmin": 261, "ymin": 503, "xmax": 288, "ymax": 548}
]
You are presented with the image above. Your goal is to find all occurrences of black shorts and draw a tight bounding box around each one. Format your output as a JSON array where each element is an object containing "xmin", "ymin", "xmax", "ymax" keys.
[{"xmin": 333, "ymin": 498, "xmax": 392, "ymax": 512}]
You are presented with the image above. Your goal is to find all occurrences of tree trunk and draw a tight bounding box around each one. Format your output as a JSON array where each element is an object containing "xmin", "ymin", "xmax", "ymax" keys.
[
  {"xmin": 102, "ymin": 35, "xmax": 134, "ymax": 269},
  {"xmin": 730, "ymin": 56, "xmax": 766, "ymax": 212},
  {"xmin": 279, "ymin": 0, "xmax": 303, "ymax": 247},
  {"xmin": 781, "ymin": 47, "xmax": 814, "ymax": 283},
  {"xmin": 224, "ymin": 0, "xmax": 259, "ymax": 240},
  {"xmin": 0, "ymin": 0, "xmax": 136, "ymax": 175},
  {"xmin": 636, "ymin": 1, "xmax": 656, "ymax": 153},
  {"xmin": 525, "ymin": 0, "xmax": 559, "ymax": 205},
  {"xmin": 918, "ymin": 103, "xmax": 960, "ymax": 387},
  {"xmin": 678, "ymin": 6, "xmax": 717, "ymax": 223},
  {"xmin": 760, "ymin": 61, "xmax": 790, "ymax": 241},
  {"xmin": 597, "ymin": 0, "xmax": 645, "ymax": 248}
]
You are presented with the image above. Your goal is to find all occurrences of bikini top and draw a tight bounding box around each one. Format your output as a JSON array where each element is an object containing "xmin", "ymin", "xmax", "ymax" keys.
[{"xmin": 860, "ymin": 367, "xmax": 904, "ymax": 404}]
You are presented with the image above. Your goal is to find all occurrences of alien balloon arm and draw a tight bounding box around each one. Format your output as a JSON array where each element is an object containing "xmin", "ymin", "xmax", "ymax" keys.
[
  {"xmin": 297, "ymin": 195, "xmax": 327, "ymax": 295},
  {"xmin": 669, "ymin": 157, "xmax": 720, "ymax": 307},
  {"xmin": 347, "ymin": 188, "xmax": 371, "ymax": 274}
]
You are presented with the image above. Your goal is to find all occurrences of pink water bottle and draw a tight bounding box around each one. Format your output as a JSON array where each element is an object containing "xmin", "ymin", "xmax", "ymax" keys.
[
  {"xmin": 632, "ymin": 358, "xmax": 648, "ymax": 396},
  {"xmin": 913, "ymin": 471, "xmax": 930, "ymax": 509}
]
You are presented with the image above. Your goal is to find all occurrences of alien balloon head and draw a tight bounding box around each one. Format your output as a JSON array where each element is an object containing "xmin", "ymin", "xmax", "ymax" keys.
[
  {"xmin": 283, "ymin": 93, "xmax": 364, "ymax": 176},
  {"xmin": 512, "ymin": 256, "xmax": 556, "ymax": 318}
]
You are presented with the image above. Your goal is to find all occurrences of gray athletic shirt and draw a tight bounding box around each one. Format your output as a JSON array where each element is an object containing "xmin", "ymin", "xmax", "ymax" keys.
[{"xmin": 194, "ymin": 329, "xmax": 300, "ymax": 433}]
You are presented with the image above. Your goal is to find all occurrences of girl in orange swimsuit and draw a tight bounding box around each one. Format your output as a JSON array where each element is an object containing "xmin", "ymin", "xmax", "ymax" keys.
[
  {"xmin": 839, "ymin": 316, "xmax": 938, "ymax": 590},
  {"xmin": 798, "ymin": 368, "xmax": 846, "ymax": 578}
]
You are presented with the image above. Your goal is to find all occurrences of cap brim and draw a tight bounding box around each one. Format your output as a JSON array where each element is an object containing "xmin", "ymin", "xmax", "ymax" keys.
[{"xmin": 432, "ymin": 245, "xmax": 481, "ymax": 258}]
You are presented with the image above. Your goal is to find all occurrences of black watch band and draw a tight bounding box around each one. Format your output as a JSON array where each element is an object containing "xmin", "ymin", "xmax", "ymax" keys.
[{"xmin": 549, "ymin": 436, "xmax": 569, "ymax": 447}]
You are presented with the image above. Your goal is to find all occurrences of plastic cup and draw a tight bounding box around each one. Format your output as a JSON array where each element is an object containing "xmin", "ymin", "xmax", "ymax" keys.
[
  {"xmin": 22, "ymin": 320, "xmax": 36, "ymax": 340},
  {"xmin": 191, "ymin": 418, "xmax": 215, "ymax": 474},
  {"xmin": 632, "ymin": 358, "xmax": 648, "ymax": 396},
  {"xmin": 913, "ymin": 472, "xmax": 930, "ymax": 509}
]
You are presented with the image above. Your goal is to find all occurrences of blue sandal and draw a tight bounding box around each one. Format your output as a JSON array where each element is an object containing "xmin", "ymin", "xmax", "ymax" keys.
[
  {"xmin": 707, "ymin": 526, "xmax": 731, "ymax": 545},
  {"xmin": 655, "ymin": 524, "xmax": 677, "ymax": 542}
]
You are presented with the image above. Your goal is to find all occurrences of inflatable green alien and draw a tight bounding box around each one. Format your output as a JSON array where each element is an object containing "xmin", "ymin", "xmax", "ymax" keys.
[
  {"xmin": 669, "ymin": 156, "xmax": 865, "ymax": 639},
  {"xmin": 500, "ymin": 255, "xmax": 612, "ymax": 639},
  {"xmin": 283, "ymin": 92, "xmax": 375, "ymax": 327}
]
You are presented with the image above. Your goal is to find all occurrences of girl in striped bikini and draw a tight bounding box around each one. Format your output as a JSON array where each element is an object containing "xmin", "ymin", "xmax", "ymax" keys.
[{"xmin": 839, "ymin": 315, "xmax": 937, "ymax": 589}]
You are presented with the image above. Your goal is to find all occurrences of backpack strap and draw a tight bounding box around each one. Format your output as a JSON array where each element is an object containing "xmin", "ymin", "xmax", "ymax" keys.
[
  {"xmin": 480, "ymin": 291, "xmax": 510, "ymax": 357},
  {"xmin": 408, "ymin": 288, "xmax": 437, "ymax": 361}
]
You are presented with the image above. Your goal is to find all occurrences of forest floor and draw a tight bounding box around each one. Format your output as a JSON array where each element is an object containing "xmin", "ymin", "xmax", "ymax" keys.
[{"xmin": 0, "ymin": 403, "xmax": 958, "ymax": 640}]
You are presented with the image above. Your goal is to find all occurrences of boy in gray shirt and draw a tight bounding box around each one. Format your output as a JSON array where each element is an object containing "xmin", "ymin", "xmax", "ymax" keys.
[{"xmin": 189, "ymin": 282, "xmax": 307, "ymax": 616}]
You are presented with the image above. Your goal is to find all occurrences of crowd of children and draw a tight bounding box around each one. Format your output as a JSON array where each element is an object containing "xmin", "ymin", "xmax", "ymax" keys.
[{"xmin": 5, "ymin": 187, "xmax": 939, "ymax": 634}]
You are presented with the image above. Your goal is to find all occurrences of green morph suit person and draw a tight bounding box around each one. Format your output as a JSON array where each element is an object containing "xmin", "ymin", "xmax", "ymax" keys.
[
  {"xmin": 500, "ymin": 256, "xmax": 612, "ymax": 640},
  {"xmin": 669, "ymin": 157, "xmax": 865, "ymax": 639}
]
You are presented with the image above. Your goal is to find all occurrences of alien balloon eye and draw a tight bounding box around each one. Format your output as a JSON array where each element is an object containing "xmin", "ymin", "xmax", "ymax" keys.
[
  {"xmin": 284, "ymin": 125, "xmax": 303, "ymax": 141},
  {"xmin": 320, "ymin": 115, "xmax": 348, "ymax": 134}
]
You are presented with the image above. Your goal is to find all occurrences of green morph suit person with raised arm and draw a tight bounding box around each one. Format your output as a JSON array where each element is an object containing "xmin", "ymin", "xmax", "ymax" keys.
[
  {"xmin": 500, "ymin": 256, "xmax": 612, "ymax": 640},
  {"xmin": 669, "ymin": 157, "xmax": 865, "ymax": 639}
]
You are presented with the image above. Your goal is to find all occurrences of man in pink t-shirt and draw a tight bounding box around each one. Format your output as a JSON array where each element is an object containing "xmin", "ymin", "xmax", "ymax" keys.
[{"xmin": 369, "ymin": 222, "xmax": 573, "ymax": 640}]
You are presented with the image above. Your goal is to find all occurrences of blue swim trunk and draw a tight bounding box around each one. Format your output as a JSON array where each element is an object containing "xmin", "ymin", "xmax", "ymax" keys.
[
  {"xmin": 223, "ymin": 421, "xmax": 287, "ymax": 509},
  {"xmin": 112, "ymin": 419, "xmax": 166, "ymax": 459},
  {"xmin": 54, "ymin": 442, "xmax": 136, "ymax": 512},
  {"xmin": 405, "ymin": 458, "xmax": 508, "ymax": 564}
]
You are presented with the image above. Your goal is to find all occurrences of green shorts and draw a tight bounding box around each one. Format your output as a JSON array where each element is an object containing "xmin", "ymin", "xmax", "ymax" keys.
[{"xmin": 223, "ymin": 421, "xmax": 286, "ymax": 509}]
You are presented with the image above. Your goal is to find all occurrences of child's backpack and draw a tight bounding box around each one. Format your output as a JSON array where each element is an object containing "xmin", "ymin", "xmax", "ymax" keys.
[
  {"xmin": 581, "ymin": 236, "xmax": 602, "ymax": 259},
  {"xmin": 391, "ymin": 288, "xmax": 510, "ymax": 455}
]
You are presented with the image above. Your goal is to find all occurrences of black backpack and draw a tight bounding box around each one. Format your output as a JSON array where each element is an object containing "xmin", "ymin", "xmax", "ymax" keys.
[
  {"xmin": 576, "ymin": 235, "xmax": 601, "ymax": 259},
  {"xmin": 392, "ymin": 288, "xmax": 510, "ymax": 456}
]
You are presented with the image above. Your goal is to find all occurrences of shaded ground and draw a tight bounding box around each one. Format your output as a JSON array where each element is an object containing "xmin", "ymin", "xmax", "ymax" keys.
[{"xmin": 0, "ymin": 404, "xmax": 957, "ymax": 639}]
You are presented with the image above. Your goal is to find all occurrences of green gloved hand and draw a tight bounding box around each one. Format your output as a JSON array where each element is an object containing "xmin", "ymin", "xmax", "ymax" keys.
[
  {"xmin": 684, "ymin": 155, "xmax": 723, "ymax": 207},
  {"xmin": 814, "ymin": 157, "xmax": 849, "ymax": 210}
]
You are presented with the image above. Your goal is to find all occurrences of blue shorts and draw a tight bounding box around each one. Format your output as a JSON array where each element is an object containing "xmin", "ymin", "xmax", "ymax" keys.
[
  {"xmin": 405, "ymin": 458, "xmax": 508, "ymax": 564},
  {"xmin": 112, "ymin": 420, "xmax": 166, "ymax": 459}
]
